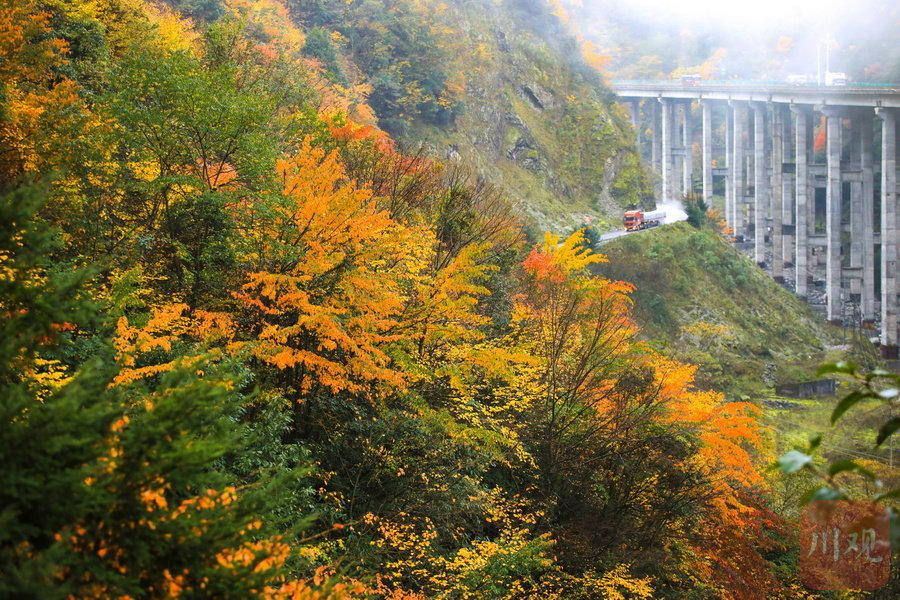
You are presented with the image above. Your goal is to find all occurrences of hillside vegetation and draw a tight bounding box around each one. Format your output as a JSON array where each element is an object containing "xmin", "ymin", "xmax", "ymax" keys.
[
  {"xmin": 595, "ymin": 222, "xmax": 840, "ymax": 397},
  {"xmin": 287, "ymin": 0, "xmax": 656, "ymax": 232},
  {"xmin": 0, "ymin": 0, "xmax": 862, "ymax": 598}
]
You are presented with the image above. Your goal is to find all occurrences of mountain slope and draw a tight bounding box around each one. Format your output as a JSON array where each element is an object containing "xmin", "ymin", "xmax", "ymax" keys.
[
  {"xmin": 292, "ymin": 0, "xmax": 655, "ymax": 233},
  {"xmin": 594, "ymin": 223, "xmax": 843, "ymax": 396}
]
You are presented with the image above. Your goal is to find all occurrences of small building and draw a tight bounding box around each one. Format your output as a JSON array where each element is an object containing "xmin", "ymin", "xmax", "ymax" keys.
[{"xmin": 775, "ymin": 379, "xmax": 836, "ymax": 399}]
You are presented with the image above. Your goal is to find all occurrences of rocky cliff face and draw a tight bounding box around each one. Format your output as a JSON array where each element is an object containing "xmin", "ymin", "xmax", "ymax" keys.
[
  {"xmin": 317, "ymin": 0, "xmax": 655, "ymax": 234},
  {"xmin": 418, "ymin": 0, "xmax": 654, "ymax": 233}
]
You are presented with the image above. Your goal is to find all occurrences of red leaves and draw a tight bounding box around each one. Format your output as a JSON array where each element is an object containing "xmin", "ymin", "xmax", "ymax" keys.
[{"xmin": 522, "ymin": 248, "xmax": 560, "ymax": 282}]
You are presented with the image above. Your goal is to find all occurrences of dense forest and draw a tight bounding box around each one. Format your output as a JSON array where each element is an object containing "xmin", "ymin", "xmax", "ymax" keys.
[{"xmin": 0, "ymin": 0, "xmax": 881, "ymax": 598}]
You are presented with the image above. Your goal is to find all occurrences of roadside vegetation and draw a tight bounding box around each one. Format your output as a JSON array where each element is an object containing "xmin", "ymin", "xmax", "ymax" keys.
[{"xmin": 595, "ymin": 220, "xmax": 839, "ymax": 398}]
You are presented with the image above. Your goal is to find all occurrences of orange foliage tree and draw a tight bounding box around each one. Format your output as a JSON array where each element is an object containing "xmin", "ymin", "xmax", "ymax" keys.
[
  {"xmin": 484, "ymin": 231, "xmax": 792, "ymax": 597},
  {"xmin": 231, "ymin": 139, "xmax": 425, "ymax": 400},
  {"xmin": 0, "ymin": 0, "xmax": 88, "ymax": 188},
  {"xmin": 511, "ymin": 231, "xmax": 639, "ymax": 489},
  {"xmin": 653, "ymin": 357, "xmax": 795, "ymax": 599}
]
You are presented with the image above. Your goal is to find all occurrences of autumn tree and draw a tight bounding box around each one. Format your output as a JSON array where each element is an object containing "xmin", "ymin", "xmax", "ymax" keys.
[
  {"xmin": 476, "ymin": 231, "xmax": 791, "ymax": 598},
  {"xmin": 0, "ymin": 0, "xmax": 88, "ymax": 190},
  {"xmin": 427, "ymin": 166, "xmax": 522, "ymax": 271},
  {"xmin": 45, "ymin": 0, "xmax": 331, "ymax": 309},
  {"xmin": 0, "ymin": 183, "xmax": 306, "ymax": 599},
  {"xmin": 495, "ymin": 233, "xmax": 710, "ymax": 568},
  {"xmin": 231, "ymin": 139, "xmax": 424, "ymax": 412},
  {"xmin": 512, "ymin": 231, "xmax": 637, "ymax": 492},
  {"xmin": 650, "ymin": 358, "xmax": 794, "ymax": 599},
  {"xmin": 331, "ymin": 134, "xmax": 441, "ymax": 222}
]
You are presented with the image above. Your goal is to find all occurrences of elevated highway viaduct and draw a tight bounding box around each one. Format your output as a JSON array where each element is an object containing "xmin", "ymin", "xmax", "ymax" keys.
[{"xmin": 612, "ymin": 81, "xmax": 900, "ymax": 357}]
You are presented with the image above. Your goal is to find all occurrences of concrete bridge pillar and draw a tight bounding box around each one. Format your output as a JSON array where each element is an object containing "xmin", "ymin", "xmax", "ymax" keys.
[
  {"xmin": 849, "ymin": 116, "xmax": 864, "ymax": 315},
  {"xmin": 630, "ymin": 100, "xmax": 641, "ymax": 133},
  {"xmin": 772, "ymin": 103, "xmax": 785, "ymax": 283},
  {"xmin": 659, "ymin": 98, "xmax": 674, "ymax": 202},
  {"xmin": 861, "ymin": 111, "xmax": 876, "ymax": 322},
  {"xmin": 848, "ymin": 110, "xmax": 876, "ymax": 323},
  {"xmin": 673, "ymin": 104, "xmax": 684, "ymax": 197},
  {"xmin": 820, "ymin": 106, "xmax": 844, "ymax": 324},
  {"xmin": 725, "ymin": 103, "xmax": 735, "ymax": 231},
  {"xmin": 791, "ymin": 104, "xmax": 813, "ymax": 300},
  {"xmin": 729, "ymin": 101, "xmax": 747, "ymax": 237},
  {"xmin": 779, "ymin": 104, "xmax": 795, "ymax": 278},
  {"xmin": 700, "ymin": 99, "xmax": 713, "ymax": 209},
  {"xmin": 681, "ymin": 102, "xmax": 693, "ymax": 197},
  {"xmin": 651, "ymin": 100, "xmax": 662, "ymax": 177},
  {"xmin": 877, "ymin": 107, "xmax": 899, "ymax": 357},
  {"xmin": 753, "ymin": 103, "xmax": 769, "ymax": 267}
]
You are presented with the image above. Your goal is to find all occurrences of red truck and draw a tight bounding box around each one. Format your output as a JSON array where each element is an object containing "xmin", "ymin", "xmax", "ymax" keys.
[{"xmin": 623, "ymin": 209, "xmax": 666, "ymax": 232}]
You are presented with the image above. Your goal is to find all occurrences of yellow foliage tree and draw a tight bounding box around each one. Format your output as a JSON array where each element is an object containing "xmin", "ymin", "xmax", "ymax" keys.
[
  {"xmin": 0, "ymin": 0, "xmax": 87, "ymax": 186},
  {"xmin": 232, "ymin": 139, "xmax": 427, "ymax": 398},
  {"xmin": 582, "ymin": 40, "xmax": 611, "ymax": 74}
]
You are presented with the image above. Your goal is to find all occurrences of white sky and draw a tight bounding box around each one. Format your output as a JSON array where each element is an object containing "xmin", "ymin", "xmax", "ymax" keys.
[{"xmin": 615, "ymin": 0, "xmax": 847, "ymax": 30}]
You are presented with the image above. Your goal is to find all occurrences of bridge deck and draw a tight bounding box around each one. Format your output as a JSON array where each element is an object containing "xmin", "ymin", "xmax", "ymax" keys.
[{"xmin": 612, "ymin": 81, "xmax": 900, "ymax": 109}]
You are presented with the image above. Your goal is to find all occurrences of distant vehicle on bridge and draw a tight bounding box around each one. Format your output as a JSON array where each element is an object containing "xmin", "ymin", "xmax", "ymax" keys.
[
  {"xmin": 787, "ymin": 74, "xmax": 813, "ymax": 85},
  {"xmin": 825, "ymin": 71, "xmax": 848, "ymax": 86},
  {"xmin": 680, "ymin": 74, "xmax": 702, "ymax": 86}
]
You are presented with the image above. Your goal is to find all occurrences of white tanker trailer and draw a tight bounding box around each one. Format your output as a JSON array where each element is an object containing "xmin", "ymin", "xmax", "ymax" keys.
[{"xmin": 623, "ymin": 209, "xmax": 666, "ymax": 231}]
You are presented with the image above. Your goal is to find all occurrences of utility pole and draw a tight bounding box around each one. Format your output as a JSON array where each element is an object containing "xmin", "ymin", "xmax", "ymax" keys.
[
  {"xmin": 817, "ymin": 33, "xmax": 835, "ymax": 85},
  {"xmin": 816, "ymin": 33, "xmax": 837, "ymax": 85},
  {"xmin": 817, "ymin": 44, "xmax": 821, "ymax": 85}
]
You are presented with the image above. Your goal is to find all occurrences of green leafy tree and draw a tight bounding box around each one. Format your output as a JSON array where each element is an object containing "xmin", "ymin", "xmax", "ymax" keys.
[
  {"xmin": 0, "ymin": 183, "xmax": 112, "ymax": 597},
  {"xmin": 684, "ymin": 192, "xmax": 709, "ymax": 229},
  {"xmin": 571, "ymin": 223, "xmax": 600, "ymax": 254},
  {"xmin": 303, "ymin": 27, "xmax": 345, "ymax": 84},
  {"xmin": 0, "ymin": 184, "xmax": 299, "ymax": 598},
  {"xmin": 161, "ymin": 0, "xmax": 224, "ymax": 23},
  {"xmin": 93, "ymin": 45, "xmax": 276, "ymax": 307}
]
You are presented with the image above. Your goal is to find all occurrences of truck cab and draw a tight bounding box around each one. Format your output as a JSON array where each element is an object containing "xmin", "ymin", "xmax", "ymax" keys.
[{"xmin": 623, "ymin": 210, "xmax": 643, "ymax": 231}]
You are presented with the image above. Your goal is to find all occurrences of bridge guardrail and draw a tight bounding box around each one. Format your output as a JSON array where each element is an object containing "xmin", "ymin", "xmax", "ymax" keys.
[{"xmin": 612, "ymin": 79, "xmax": 900, "ymax": 88}]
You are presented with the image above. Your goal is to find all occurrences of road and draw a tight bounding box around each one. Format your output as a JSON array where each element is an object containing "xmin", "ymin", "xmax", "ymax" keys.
[{"xmin": 599, "ymin": 229, "xmax": 630, "ymax": 243}]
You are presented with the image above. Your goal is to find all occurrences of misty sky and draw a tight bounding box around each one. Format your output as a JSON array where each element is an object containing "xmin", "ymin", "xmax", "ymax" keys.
[
  {"xmin": 618, "ymin": 0, "xmax": 846, "ymax": 30},
  {"xmin": 576, "ymin": 0, "xmax": 894, "ymax": 80}
]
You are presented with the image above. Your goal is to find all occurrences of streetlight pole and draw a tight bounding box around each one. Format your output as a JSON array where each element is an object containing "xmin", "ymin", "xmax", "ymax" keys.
[
  {"xmin": 817, "ymin": 44, "xmax": 821, "ymax": 85},
  {"xmin": 818, "ymin": 33, "xmax": 835, "ymax": 85}
]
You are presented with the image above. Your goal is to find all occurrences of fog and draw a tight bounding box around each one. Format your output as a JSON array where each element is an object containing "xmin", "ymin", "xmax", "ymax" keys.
[
  {"xmin": 569, "ymin": 0, "xmax": 899, "ymax": 83},
  {"xmin": 657, "ymin": 200, "xmax": 687, "ymax": 225},
  {"xmin": 604, "ymin": 0, "xmax": 846, "ymax": 31}
]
